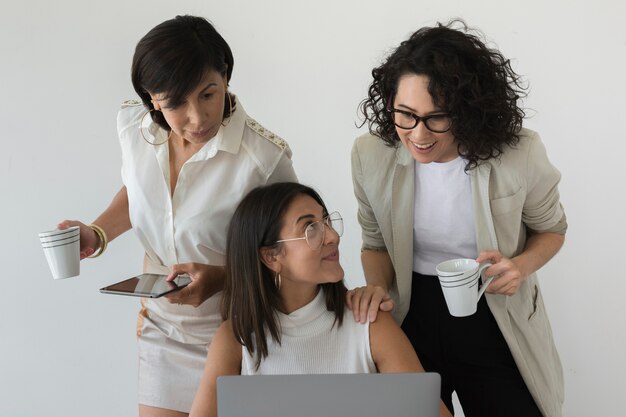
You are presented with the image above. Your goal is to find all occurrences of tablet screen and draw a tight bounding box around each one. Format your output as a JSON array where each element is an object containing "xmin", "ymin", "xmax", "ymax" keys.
[{"xmin": 100, "ymin": 273, "xmax": 192, "ymax": 298}]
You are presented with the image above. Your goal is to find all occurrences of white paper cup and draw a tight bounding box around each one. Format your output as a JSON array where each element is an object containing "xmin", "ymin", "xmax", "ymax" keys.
[
  {"xmin": 38, "ymin": 226, "xmax": 79, "ymax": 238},
  {"xmin": 436, "ymin": 258, "xmax": 494, "ymax": 317},
  {"xmin": 39, "ymin": 227, "xmax": 80, "ymax": 280},
  {"xmin": 39, "ymin": 228, "xmax": 79, "ymax": 244}
]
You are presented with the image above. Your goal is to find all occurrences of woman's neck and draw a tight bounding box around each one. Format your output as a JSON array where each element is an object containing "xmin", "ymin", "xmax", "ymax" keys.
[
  {"xmin": 279, "ymin": 284, "xmax": 320, "ymax": 314},
  {"xmin": 170, "ymin": 132, "xmax": 207, "ymax": 157},
  {"xmin": 167, "ymin": 134, "xmax": 206, "ymax": 196}
]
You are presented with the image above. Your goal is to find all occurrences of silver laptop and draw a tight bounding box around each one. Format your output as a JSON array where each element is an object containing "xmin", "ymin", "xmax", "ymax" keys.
[{"xmin": 217, "ymin": 372, "xmax": 441, "ymax": 417}]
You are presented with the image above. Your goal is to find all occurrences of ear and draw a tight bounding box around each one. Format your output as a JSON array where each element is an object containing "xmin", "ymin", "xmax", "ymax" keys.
[
  {"xmin": 148, "ymin": 93, "xmax": 161, "ymax": 111},
  {"xmin": 259, "ymin": 246, "xmax": 281, "ymax": 273}
]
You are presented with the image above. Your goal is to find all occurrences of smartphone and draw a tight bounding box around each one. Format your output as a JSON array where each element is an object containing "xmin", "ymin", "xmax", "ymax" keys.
[{"xmin": 99, "ymin": 273, "xmax": 191, "ymax": 298}]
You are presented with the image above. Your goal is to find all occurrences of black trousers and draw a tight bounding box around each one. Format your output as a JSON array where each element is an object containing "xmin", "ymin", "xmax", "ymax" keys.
[{"xmin": 401, "ymin": 272, "xmax": 543, "ymax": 417}]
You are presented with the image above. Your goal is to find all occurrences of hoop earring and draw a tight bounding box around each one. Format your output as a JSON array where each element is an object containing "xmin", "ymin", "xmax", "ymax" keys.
[
  {"xmin": 140, "ymin": 109, "xmax": 172, "ymax": 146},
  {"xmin": 221, "ymin": 92, "xmax": 233, "ymax": 127},
  {"xmin": 274, "ymin": 272, "xmax": 282, "ymax": 290}
]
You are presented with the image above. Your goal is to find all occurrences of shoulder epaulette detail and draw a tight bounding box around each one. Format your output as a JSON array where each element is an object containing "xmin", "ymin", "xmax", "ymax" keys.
[
  {"xmin": 121, "ymin": 99, "xmax": 143, "ymax": 108},
  {"xmin": 246, "ymin": 117, "xmax": 288, "ymax": 150}
]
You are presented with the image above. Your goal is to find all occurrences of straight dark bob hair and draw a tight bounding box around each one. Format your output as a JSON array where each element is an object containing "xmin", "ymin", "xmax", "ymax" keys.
[
  {"xmin": 131, "ymin": 15, "xmax": 235, "ymax": 130},
  {"xmin": 360, "ymin": 19, "xmax": 526, "ymax": 170},
  {"xmin": 223, "ymin": 182, "xmax": 348, "ymax": 370}
]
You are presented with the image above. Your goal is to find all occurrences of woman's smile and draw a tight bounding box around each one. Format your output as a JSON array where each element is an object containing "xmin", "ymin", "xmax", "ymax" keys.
[{"xmin": 322, "ymin": 248, "xmax": 340, "ymax": 262}]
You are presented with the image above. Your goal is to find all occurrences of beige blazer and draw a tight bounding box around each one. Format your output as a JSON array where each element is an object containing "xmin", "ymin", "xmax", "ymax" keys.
[{"xmin": 351, "ymin": 128, "xmax": 566, "ymax": 417}]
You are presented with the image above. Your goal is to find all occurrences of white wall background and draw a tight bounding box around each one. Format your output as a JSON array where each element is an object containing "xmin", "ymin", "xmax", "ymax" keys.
[{"xmin": 1, "ymin": 0, "xmax": 624, "ymax": 415}]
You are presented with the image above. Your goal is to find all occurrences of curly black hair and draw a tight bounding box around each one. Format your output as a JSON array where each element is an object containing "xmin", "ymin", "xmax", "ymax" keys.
[{"xmin": 359, "ymin": 20, "xmax": 526, "ymax": 170}]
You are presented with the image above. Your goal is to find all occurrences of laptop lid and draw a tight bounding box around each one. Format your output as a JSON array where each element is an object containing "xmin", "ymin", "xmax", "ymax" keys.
[{"xmin": 217, "ymin": 372, "xmax": 441, "ymax": 417}]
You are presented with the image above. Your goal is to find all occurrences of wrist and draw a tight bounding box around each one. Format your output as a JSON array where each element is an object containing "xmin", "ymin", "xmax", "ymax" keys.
[
  {"xmin": 511, "ymin": 255, "xmax": 532, "ymax": 281},
  {"xmin": 88, "ymin": 223, "xmax": 108, "ymax": 258},
  {"xmin": 365, "ymin": 281, "xmax": 389, "ymax": 293}
]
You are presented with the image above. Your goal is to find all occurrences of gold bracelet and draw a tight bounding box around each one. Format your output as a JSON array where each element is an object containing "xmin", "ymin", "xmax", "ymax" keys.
[
  {"xmin": 88, "ymin": 225, "xmax": 104, "ymax": 258},
  {"xmin": 88, "ymin": 223, "xmax": 108, "ymax": 258}
]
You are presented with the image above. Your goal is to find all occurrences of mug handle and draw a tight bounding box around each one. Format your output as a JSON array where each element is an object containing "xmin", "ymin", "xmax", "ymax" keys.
[{"xmin": 477, "ymin": 262, "xmax": 494, "ymax": 301}]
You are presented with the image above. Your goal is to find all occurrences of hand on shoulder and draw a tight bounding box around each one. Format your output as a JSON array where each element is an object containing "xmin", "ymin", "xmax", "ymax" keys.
[{"xmin": 346, "ymin": 284, "xmax": 395, "ymax": 324}]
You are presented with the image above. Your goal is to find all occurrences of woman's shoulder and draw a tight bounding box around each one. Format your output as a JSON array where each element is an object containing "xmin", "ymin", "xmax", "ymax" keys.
[
  {"xmin": 501, "ymin": 128, "xmax": 542, "ymax": 156},
  {"xmin": 117, "ymin": 99, "xmax": 147, "ymax": 134},
  {"xmin": 243, "ymin": 117, "xmax": 290, "ymax": 153},
  {"xmin": 351, "ymin": 132, "xmax": 402, "ymax": 187},
  {"xmin": 214, "ymin": 320, "xmax": 241, "ymax": 349},
  {"xmin": 353, "ymin": 132, "xmax": 396, "ymax": 154},
  {"xmin": 337, "ymin": 308, "xmax": 395, "ymax": 337},
  {"xmin": 511, "ymin": 126, "xmax": 541, "ymax": 149},
  {"xmin": 367, "ymin": 311, "xmax": 398, "ymax": 333},
  {"xmin": 480, "ymin": 128, "xmax": 563, "ymax": 203},
  {"xmin": 488, "ymin": 127, "xmax": 548, "ymax": 171},
  {"xmin": 352, "ymin": 132, "xmax": 399, "ymax": 170},
  {"xmin": 239, "ymin": 117, "xmax": 293, "ymax": 176},
  {"xmin": 479, "ymin": 128, "xmax": 545, "ymax": 171}
]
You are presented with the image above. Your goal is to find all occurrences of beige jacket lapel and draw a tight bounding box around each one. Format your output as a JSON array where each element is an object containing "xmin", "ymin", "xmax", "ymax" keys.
[
  {"xmin": 390, "ymin": 146, "xmax": 415, "ymax": 320},
  {"xmin": 470, "ymin": 163, "xmax": 508, "ymax": 313}
]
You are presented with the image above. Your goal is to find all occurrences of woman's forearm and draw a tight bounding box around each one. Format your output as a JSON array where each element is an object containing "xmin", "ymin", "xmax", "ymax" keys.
[
  {"xmin": 513, "ymin": 231, "xmax": 565, "ymax": 279},
  {"xmin": 92, "ymin": 186, "xmax": 132, "ymax": 242},
  {"xmin": 361, "ymin": 249, "xmax": 395, "ymax": 291}
]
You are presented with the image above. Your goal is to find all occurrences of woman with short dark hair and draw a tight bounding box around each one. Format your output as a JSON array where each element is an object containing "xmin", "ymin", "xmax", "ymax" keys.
[
  {"xmin": 349, "ymin": 20, "xmax": 566, "ymax": 417},
  {"xmin": 59, "ymin": 15, "xmax": 297, "ymax": 417}
]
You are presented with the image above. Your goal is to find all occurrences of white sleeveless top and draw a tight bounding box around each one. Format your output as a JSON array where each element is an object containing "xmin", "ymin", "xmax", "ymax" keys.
[{"xmin": 242, "ymin": 289, "xmax": 377, "ymax": 375}]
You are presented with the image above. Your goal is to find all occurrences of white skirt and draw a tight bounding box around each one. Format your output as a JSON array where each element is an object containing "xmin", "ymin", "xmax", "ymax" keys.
[{"xmin": 137, "ymin": 314, "xmax": 209, "ymax": 412}]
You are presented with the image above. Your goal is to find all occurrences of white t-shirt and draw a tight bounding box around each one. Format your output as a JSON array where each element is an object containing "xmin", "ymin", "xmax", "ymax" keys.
[
  {"xmin": 118, "ymin": 97, "xmax": 298, "ymax": 344},
  {"xmin": 413, "ymin": 157, "xmax": 478, "ymax": 275},
  {"xmin": 242, "ymin": 289, "xmax": 377, "ymax": 375}
]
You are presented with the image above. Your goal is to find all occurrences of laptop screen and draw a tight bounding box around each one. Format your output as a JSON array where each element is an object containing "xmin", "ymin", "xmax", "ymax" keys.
[{"xmin": 217, "ymin": 372, "xmax": 441, "ymax": 417}]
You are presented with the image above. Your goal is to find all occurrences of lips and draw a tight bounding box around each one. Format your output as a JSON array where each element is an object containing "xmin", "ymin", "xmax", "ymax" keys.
[
  {"xmin": 322, "ymin": 249, "xmax": 339, "ymax": 261},
  {"xmin": 410, "ymin": 140, "xmax": 435, "ymax": 150},
  {"xmin": 188, "ymin": 128, "xmax": 211, "ymax": 139}
]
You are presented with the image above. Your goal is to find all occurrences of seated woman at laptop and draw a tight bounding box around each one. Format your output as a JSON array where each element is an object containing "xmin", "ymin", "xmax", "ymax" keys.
[{"xmin": 189, "ymin": 182, "xmax": 451, "ymax": 417}]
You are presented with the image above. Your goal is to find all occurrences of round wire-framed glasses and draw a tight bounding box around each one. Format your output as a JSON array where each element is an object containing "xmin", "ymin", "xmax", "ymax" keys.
[{"xmin": 275, "ymin": 211, "xmax": 343, "ymax": 250}]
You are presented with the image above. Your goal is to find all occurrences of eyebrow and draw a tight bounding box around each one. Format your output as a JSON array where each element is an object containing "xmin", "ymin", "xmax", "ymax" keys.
[
  {"xmin": 396, "ymin": 103, "xmax": 445, "ymax": 116},
  {"xmin": 153, "ymin": 82, "xmax": 219, "ymax": 103},
  {"xmin": 295, "ymin": 214, "xmax": 316, "ymax": 224},
  {"xmin": 200, "ymin": 82, "xmax": 219, "ymax": 93}
]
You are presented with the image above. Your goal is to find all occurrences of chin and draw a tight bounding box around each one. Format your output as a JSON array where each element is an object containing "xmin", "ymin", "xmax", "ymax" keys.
[{"xmin": 325, "ymin": 267, "xmax": 345, "ymax": 283}]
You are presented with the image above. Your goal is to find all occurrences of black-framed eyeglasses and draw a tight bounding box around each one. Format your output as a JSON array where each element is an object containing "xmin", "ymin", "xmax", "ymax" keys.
[
  {"xmin": 388, "ymin": 108, "xmax": 452, "ymax": 133},
  {"xmin": 275, "ymin": 211, "xmax": 343, "ymax": 250}
]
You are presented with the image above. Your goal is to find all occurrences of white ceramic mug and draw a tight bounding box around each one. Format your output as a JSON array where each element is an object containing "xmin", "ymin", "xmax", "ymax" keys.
[
  {"xmin": 39, "ymin": 226, "xmax": 80, "ymax": 280},
  {"xmin": 435, "ymin": 258, "xmax": 494, "ymax": 317}
]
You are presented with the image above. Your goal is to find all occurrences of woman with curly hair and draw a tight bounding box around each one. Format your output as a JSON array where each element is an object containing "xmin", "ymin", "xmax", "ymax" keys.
[{"xmin": 348, "ymin": 20, "xmax": 566, "ymax": 417}]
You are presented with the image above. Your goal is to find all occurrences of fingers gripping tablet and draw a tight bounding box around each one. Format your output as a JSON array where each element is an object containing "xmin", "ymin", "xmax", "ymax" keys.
[{"xmin": 100, "ymin": 273, "xmax": 191, "ymax": 298}]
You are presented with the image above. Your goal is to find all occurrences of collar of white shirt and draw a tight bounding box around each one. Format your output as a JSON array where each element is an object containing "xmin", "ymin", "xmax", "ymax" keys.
[{"xmin": 188, "ymin": 96, "xmax": 246, "ymax": 162}]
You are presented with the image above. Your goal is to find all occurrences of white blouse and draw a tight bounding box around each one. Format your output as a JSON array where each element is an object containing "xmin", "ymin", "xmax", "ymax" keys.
[{"xmin": 118, "ymin": 98, "xmax": 298, "ymax": 344}]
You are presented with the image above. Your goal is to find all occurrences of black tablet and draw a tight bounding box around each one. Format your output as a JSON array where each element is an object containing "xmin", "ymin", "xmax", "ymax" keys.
[{"xmin": 99, "ymin": 273, "xmax": 192, "ymax": 298}]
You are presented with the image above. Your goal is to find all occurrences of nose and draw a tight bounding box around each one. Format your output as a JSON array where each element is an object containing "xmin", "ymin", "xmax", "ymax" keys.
[
  {"xmin": 409, "ymin": 119, "xmax": 430, "ymax": 140},
  {"xmin": 187, "ymin": 101, "xmax": 207, "ymax": 126},
  {"xmin": 323, "ymin": 223, "xmax": 340, "ymax": 245}
]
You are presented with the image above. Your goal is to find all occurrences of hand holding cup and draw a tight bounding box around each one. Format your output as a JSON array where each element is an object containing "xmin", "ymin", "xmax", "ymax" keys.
[
  {"xmin": 58, "ymin": 220, "xmax": 100, "ymax": 259},
  {"xmin": 476, "ymin": 250, "xmax": 524, "ymax": 296}
]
